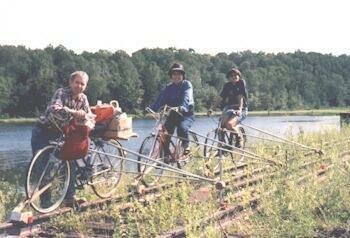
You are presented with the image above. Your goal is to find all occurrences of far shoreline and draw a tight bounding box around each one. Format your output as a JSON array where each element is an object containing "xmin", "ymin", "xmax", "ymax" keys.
[{"xmin": 0, "ymin": 108, "xmax": 347, "ymax": 124}]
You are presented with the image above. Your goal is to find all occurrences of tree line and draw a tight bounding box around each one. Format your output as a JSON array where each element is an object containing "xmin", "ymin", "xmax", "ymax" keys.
[{"xmin": 0, "ymin": 45, "xmax": 349, "ymax": 117}]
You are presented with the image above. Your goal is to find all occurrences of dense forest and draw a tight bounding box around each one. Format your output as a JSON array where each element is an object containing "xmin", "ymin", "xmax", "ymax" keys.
[{"xmin": 0, "ymin": 45, "xmax": 349, "ymax": 117}]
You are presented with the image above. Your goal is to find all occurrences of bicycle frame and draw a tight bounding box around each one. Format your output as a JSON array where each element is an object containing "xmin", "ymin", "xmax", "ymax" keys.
[{"xmin": 146, "ymin": 105, "xmax": 182, "ymax": 162}]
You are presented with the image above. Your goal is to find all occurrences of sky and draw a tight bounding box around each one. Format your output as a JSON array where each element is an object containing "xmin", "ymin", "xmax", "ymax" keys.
[{"xmin": 1, "ymin": 0, "xmax": 350, "ymax": 56}]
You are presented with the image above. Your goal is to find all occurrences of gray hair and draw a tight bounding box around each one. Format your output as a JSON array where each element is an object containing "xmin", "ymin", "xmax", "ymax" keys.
[{"xmin": 70, "ymin": 71, "xmax": 89, "ymax": 82}]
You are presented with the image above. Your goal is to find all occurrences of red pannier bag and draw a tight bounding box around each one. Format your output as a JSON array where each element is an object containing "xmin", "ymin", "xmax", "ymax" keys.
[{"xmin": 60, "ymin": 120, "xmax": 91, "ymax": 161}]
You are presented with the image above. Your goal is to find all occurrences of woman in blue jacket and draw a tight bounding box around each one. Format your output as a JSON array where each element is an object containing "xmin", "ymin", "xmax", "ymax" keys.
[{"xmin": 149, "ymin": 63, "xmax": 194, "ymax": 163}]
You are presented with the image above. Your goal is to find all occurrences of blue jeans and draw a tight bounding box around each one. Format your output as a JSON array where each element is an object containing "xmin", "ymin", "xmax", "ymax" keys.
[
  {"xmin": 31, "ymin": 124, "xmax": 76, "ymax": 201},
  {"xmin": 164, "ymin": 112, "xmax": 194, "ymax": 156}
]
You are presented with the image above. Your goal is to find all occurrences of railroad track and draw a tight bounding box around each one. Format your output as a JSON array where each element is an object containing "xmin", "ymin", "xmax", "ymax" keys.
[
  {"xmin": 156, "ymin": 149, "xmax": 350, "ymax": 237},
  {"xmin": 0, "ymin": 137, "xmax": 348, "ymax": 237},
  {"xmin": 0, "ymin": 160, "xmax": 253, "ymax": 236}
]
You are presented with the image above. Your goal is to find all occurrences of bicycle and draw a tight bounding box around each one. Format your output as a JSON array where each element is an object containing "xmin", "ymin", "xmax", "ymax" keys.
[
  {"xmin": 25, "ymin": 109, "xmax": 125, "ymax": 213},
  {"xmin": 203, "ymin": 111, "xmax": 247, "ymax": 173},
  {"xmin": 137, "ymin": 105, "xmax": 199, "ymax": 186}
]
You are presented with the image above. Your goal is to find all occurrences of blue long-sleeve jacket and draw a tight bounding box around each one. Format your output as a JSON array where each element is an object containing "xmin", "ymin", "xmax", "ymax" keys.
[{"xmin": 150, "ymin": 79, "xmax": 194, "ymax": 116}]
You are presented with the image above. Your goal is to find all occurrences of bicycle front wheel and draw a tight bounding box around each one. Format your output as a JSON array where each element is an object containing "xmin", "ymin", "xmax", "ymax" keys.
[
  {"xmin": 138, "ymin": 135, "xmax": 167, "ymax": 186},
  {"xmin": 90, "ymin": 139, "xmax": 125, "ymax": 198},
  {"xmin": 26, "ymin": 145, "xmax": 70, "ymax": 213}
]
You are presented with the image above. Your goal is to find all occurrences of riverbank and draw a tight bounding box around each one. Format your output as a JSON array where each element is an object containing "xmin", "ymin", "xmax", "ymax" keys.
[{"xmin": 0, "ymin": 108, "xmax": 348, "ymax": 124}]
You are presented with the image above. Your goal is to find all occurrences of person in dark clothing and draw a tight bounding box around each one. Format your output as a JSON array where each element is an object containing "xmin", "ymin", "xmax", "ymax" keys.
[
  {"xmin": 148, "ymin": 63, "xmax": 195, "ymax": 163},
  {"xmin": 208, "ymin": 68, "xmax": 248, "ymax": 148}
]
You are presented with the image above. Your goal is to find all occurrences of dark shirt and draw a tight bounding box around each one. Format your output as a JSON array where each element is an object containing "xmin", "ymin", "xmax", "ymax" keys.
[
  {"xmin": 151, "ymin": 80, "xmax": 194, "ymax": 116},
  {"xmin": 220, "ymin": 79, "xmax": 248, "ymax": 110}
]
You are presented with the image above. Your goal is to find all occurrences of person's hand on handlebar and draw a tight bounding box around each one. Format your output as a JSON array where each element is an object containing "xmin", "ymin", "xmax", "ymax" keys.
[
  {"xmin": 235, "ymin": 110, "xmax": 242, "ymax": 117},
  {"xmin": 173, "ymin": 106, "xmax": 181, "ymax": 113},
  {"xmin": 62, "ymin": 107, "xmax": 88, "ymax": 119},
  {"xmin": 171, "ymin": 106, "xmax": 183, "ymax": 116},
  {"xmin": 74, "ymin": 110, "xmax": 87, "ymax": 119}
]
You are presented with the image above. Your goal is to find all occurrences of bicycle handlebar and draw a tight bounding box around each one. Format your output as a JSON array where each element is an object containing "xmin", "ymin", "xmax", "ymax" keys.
[
  {"xmin": 51, "ymin": 107, "xmax": 72, "ymax": 121},
  {"xmin": 145, "ymin": 105, "xmax": 183, "ymax": 121},
  {"xmin": 160, "ymin": 105, "xmax": 183, "ymax": 118},
  {"xmin": 145, "ymin": 107, "xmax": 156, "ymax": 115}
]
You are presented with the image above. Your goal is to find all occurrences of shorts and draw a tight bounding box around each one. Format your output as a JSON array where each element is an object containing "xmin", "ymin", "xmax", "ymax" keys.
[{"xmin": 221, "ymin": 108, "xmax": 248, "ymax": 125}]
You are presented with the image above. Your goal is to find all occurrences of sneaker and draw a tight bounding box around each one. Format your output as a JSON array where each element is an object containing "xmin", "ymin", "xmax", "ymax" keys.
[
  {"xmin": 163, "ymin": 155, "xmax": 170, "ymax": 164},
  {"xmin": 235, "ymin": 136, "xmax": 244, "ymax": 148},
  {"xmin": 183, "ymin": 148, "xmax": 191, "ymax": 156}
]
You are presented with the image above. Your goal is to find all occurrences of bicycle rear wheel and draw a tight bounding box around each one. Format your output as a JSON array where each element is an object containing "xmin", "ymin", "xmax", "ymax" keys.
[
  {"xmin": 232, "ymin": 126, "xmax": 247, "ymax": 161},
  {"xmin": 26, "ymin": 145, "xmax": 70, "ymax": 213},
  {"xmin": 90, "ymin": 139, "xmax": 125, "ymax": 198}
]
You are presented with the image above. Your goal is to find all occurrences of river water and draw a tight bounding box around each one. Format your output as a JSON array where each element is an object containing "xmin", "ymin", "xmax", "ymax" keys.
[{"xmin": 0, "ymin": 115, "xmax": 339, "ymax": 171}]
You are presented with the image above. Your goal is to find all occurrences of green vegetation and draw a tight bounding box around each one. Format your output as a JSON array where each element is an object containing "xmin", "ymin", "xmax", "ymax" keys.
[
  {"xmin": 228, "ymin": 129, "xmax": 350, "ymax": 237},
  {"xmin": 1, "ymin": 124, "xmax": 350, "ymax": 236},
  {"xmin": 0, "ymin": 180, "xmax": 25, "ymax": 222},
  {"xmin": 37, "ymin": 128, "xmax": 350, "ymax": 237},
  {"xmin": 1, "ymin": 45, "xmax": 350, "ymax": 118}
]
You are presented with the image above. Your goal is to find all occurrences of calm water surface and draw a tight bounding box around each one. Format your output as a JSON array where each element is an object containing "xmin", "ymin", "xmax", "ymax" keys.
[{"xmin": 0, "ymin": 115, "xmax": 340, "ymax": 172}]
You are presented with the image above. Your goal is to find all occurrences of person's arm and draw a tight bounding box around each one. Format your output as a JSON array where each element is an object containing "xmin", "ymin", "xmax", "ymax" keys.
[
  {"xmin": 81, "ymin": 95, "xmax": 91, "ymax": 114},
  {"xmin": 242, "ymin": 79, "xmax": 248, "ymax": 108},
  {"xmin": 75, "ymin": 94, "xmax": 91, "ymax": 118},
  {"xmin": 179, "ymin": 81, "xmax": 194, "ymax": 113},
  {"xmin": 236, "ymin": 80, "xmax": 248, "ymax": 116},
  {"xmin": 210, "ymin": 96, "xmax": 223, "ymax": 111},
  {"xmin": 49, "ymin": 90, "xmax": 89, "ymax": 119},
  {"xmin": 150, "ymin": 88, "xmax": 166, "ymax": 112},
  {"xmin": 236, "ymin": 96, "xmax": 244, "ymax": 116},
  {"xmin": 48, "ymin": 88, "xmax": 65, "ymax": 112},
  {"xmin": 209, "ymin": 84, "xmax": 226, "ymax": 112}
]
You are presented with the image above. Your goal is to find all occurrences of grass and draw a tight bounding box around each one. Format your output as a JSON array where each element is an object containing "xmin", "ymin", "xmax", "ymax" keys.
[
  {"xmin": 227, "ymin": 160, "xmax": 350, "ymax": 237},
  {"xmin": 227, "ymin": 128, "xmax": 350, "ymax": 237},
  {"xmin": 2, "ymin": 127, "xmax": 350, "ymax": 237},
  {"xmin": 0, "ymin": 117, "xmax": 37, "ymax": 124},
  {"xmin": 0, "ymin": 180, "xmax": 25, "ymax": 222}
]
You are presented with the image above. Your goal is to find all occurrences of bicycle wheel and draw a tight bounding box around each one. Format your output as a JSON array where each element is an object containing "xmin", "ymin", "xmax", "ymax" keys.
[
  {"xmin": 26, "ymin": 145, "xmax": 70, "ymax": 213},
  {"xmin": 203, "ymin": 128, "xmax": 222, "ymax": 174},
  {"xmin": 189, "ymin": 130, "xmax": 200, "ymax": 147},
  {"xmin": 238, "ymin": 126, "xmax": 247, "ymax": 148},
  {"xmin": 90, "ymin": 139, "xmax": 125, "ymax": 198},
  {"xmin": 203, "ymin": 128, "xmax": 220, "ymax": 158},
  {"xmin": 138, "ymin": 135, "xmax": 175, "ymax": 186},
  {"xmin": 137, "ymin": 135, "xmax": 164, "ymax": 186},
  {"xmin": 228, "ymin": 126, "xmax": 247, "ymax": 162}
]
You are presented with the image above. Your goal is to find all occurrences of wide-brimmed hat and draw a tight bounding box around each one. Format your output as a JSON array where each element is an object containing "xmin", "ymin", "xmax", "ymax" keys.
[{"xmin": 169, "ymin": 63, "xmax": 185, "ymax": 76}]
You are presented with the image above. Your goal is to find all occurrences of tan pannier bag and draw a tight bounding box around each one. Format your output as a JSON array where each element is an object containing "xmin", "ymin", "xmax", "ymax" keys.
[{"xmin": 103, "ymin": 100, "xmax": 134, "ymax": 139}]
